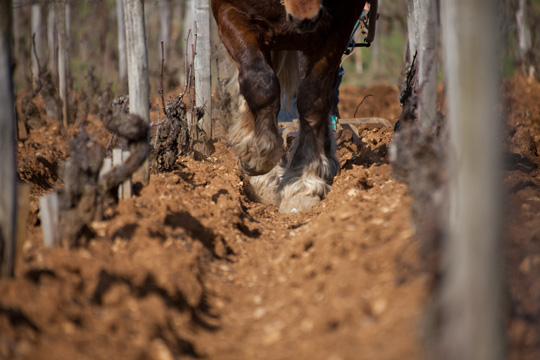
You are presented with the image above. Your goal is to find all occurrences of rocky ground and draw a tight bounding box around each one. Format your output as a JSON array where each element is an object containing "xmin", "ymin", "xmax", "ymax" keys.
[{"xmin": 1, "ymin": 76, "xmax": 539, "ymax": 360}]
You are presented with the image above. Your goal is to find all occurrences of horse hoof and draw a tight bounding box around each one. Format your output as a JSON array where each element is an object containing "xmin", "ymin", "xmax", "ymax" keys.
[
  {"xmin": 237, "ymin": 140, "xmax": 284, "ymax": 176},
  {"xmin": 249, "ymin": 164, "xmax": 285, "ymax": 205},
  {"xmin": 241, "ymin": 159, "xmax": 277, "ymax": 177},
  {"xmin": 278, "ymin": 194, "xmax": 321, "ymax": 213}
]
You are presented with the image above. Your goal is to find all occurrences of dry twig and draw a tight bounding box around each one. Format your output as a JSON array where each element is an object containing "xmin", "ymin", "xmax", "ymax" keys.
[
  {"xmin": 159, "ymin": 41, "xmax": 167, "ymax": 117},
  {"xmin": 353, "ymin": 94, "xmax": 373, "ymax": 118}
]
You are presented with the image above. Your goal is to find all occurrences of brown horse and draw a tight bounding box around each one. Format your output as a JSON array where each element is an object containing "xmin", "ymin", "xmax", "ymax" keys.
[{"xmin": 212, "ymin": 0, "xmax": 367, "ymax": 213}]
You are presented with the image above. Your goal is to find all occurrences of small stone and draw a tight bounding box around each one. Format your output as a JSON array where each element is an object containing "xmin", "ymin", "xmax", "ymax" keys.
[
  {"xmin": 254, "ymin": 307, "xmax": 267, "ymax": 319},
  {"xmin": 91, "ymin": 221, "xmax": 107, "ymax": 237},
  {"xmin": 219, "ymin": 264, "xmax": 231, "ymax": 272},
  {"xmin": 263, "ymin": 329, "xmax": 282, "ymax": 345},
  {"xmin": 339, "ymin": 211, "xmax": 354, "ymax": 220},
  {"xmin": 519, "ymin": 255, "xmax": 540, "ymax": 274},
  {"xmin": 347, "ymin": 188, "xmax": 359, "ymax": 197},
  {"xmin": 300, "ymin": 318, "xmax": 314, "ymax": 332},
  {"xmin": 215, "ymin": 299, "xmax": 226, "ymax": 309},
  {"xmin": 150, "ymin": 338, "xmax": 174, "ymax": 360},
  {"xmin": 62, "ymin": 321, "xmax": 76, "ymax": 335},
  {"xmin": 102, "ymin": 283, "xmax": 130, "ymax": 306},
  {"xmin": 368, "ymin": 298, "xmax": 387, "ymax": 316},
  {"xmin": 519, "ymin": 257, "xmax": 532, "ymax": 274}
]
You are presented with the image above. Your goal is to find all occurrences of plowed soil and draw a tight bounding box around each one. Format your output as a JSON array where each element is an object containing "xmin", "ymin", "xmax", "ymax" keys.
[{"xmin": 1, "ymin": 76, "xmax": 539, "ymax": 360}]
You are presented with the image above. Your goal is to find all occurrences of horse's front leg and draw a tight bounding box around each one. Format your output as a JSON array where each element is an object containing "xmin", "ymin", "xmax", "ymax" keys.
[
  {"xmin": 215, "ymin": 8, "xmax": 284, "ymax": 176},
  {"xmin": 232, "ymin": 56, "xmax": 284, "ymax": 176},
  {"xmin": 278, "ymin": 57, "xmax": 340, "ymax": 213}
]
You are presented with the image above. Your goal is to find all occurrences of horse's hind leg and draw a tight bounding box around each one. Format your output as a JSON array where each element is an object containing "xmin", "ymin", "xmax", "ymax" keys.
[
  {"xmin": 278, "ymin": 58, "xmax": 340, "ymax": 213},
  {"xmin": 215, "ymin": 8, "xmax": 284, "ymax": 176}
]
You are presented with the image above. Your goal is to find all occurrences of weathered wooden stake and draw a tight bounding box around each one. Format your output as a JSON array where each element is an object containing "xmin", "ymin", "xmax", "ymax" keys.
[
  {"xmin": 121, "ymin": 150, "xmax": 132, "ymax": 198},
  {"xmin": 0, "ymin": 0, "xmax": 17, "ymax": 277},
  {"xmin": 112, "ymin": 149, "xmax": 132, "ymax": 199},
  {"xmin": 516, "ymin": 0, "xmax": 532, "ymax": 74},
  {"xmin": 112, "ymin": 149, "xmax": 123, "ymax": 197},
  {"xmin": 439, "ymin": 0, "xmax": 504, "ymax": 359},
  {"xmin": 183, "ymin": 0, "xmax": 193, "ymax": 72},
  {"xmin": 159, "ymin": 0, "xmax": 171, "ymax": 62},
  {"xmin": 39, "ymin": 193, "xmax": 59, "ymax": 248},
  {"xmin": 16, "ymin": 184, "xmax": 30, "ymax": 263},
  {"xmin": 354, "ymin": 50, "xmax": 363, "ymax": 74},
  {"xmin": 123, "ymin": 0, "xmax": 150, "ymax": 184},
  {"xmin": 31, "ymin": 2, "xmax": 42, "ymax": 89},
  {"xmin": 57, "ymin": 0, "xmax": 68, "ymax": 125},
  {"xmin": 406, "ymin": 0, "xmax": 419, "ymax": 66},
  {"xmin": 417, "ymin": 0, "xmax": 439, "ymax": 131},
  {"xmin": 116, "ymin": 0, "xmax": 127, "ymax": 82},
  {"xmin": 192, "ymin": 0, "xmax": 212, "ymax": 138},
  {"xmin": 99, "ymin": 158, "xmax": 113, "ymax": 179},
  {"xmin": 47, "ymin": 3, "xmax": 57, "ymax": 78}
]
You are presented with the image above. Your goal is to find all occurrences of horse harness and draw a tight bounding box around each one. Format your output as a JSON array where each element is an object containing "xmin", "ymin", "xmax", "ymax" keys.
[
  {"xmin": 277, "ymin": 0, "xmax": 379, "ymax": 55},
  {"xmin": 344, "ymin": 0, "xmax": 379, "ymax": 54}
]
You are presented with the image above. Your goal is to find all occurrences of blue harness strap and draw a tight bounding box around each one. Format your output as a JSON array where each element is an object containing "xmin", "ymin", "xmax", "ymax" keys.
[{"xmin": 344, "ymin": 1, "xmax": 377, "ymax": 55}]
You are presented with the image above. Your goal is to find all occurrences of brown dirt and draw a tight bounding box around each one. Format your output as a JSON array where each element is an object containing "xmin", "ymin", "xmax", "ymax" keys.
[
  {"xmin": 503, "ymin": 75, "xmax": 540, "ymax": 360},
  {"xmin": 1, "ymin": 77, "xmax": 539, "ymax": 360}
]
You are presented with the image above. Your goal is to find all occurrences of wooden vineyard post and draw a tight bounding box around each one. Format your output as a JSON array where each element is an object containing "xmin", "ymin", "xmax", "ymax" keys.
[
  {"xmin": 417, "ymin": 0, "xmax": 439, "ymax": 132},
  {"xmin": 192, "ymin": 0, "xmax": 212, "ymax": 139},
  {"xmin": 159, "ymin": 0, "xmax": 171, "ymax": 63},
  {"xmin": 98, "ymin": 150, "xmax": 133, "ymax": 200},
  {"xmin": 121, "ymin": 150, "xmax": 132, "ymax": 199},
  {"xmin": 123, "ymin": 0, "xmax": 150, "ymax": 185},
  {"xmin": 47, "ymin": 3, "xmax": 57, "ymax": 78},
  {"xmin": 39, "ymin": 193, "xmax": 59, "ymax": 248},
  {"xmin": 370, "ymin": 0, "xmax": 381, "ymax": 72},
  {"xmin": 0, "ymin": 0, "xmax": 18, "ymax": 277},
  {"xmin": 405, "ymin": 0, "xmax": 419, "ymax": 66},
  {"xmin": 116, "ymin": 0, "xmax": 127, "ymax": 83},
  {"xmin": 354, "ymin": 50, "xmax": 363, "ymax": 74},
  {"xmin": 405, "ymin": 0, "xmax": 439, "ymax": 132},
  {"xmin": 31, "ymin": 2, "xmax": 42, "ymax": 89},
  {"xmin": 16, "ymin": 184, "xmax": 30, "ymax": 264},
  {"xmin": 438, "ymin": 0, "xmax": 504, "ymax": 359},
  {"xmin": 112, "ymin": 149, "xmax": 132, "ymax": 199},
  {"xmin": 183, "ymin": 0, "xmax": 193, "ymax": 74},
  {"xmin": 57, "ymin": 0, "xmax": 68, "ymax": 125},
  {"xmin": 516, "ymin": 0, "xmax": 532, "ymax": 75}
]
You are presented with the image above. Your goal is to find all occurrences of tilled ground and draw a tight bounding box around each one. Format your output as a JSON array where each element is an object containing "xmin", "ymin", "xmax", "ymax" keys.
[{"xmin": 1, "ymin": 78, "xmax": 539, "ymax": 360}]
